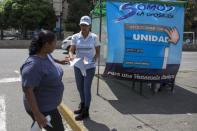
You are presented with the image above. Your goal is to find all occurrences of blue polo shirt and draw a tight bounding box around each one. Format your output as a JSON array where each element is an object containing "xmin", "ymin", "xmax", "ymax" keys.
[{"xmin": 20, "ymin": 55, "xmax": 64, "ymax": 112}]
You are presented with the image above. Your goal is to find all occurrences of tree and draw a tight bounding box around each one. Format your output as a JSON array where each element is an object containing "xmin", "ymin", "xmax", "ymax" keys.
[
  {"xmin": 65, "ymin": 0, "xmax": 92, "ymax": 33},
  {"xmin": 0, "ymin": 11, "xmax": 4, "ymax": 39},
  {"xmin": 0, "ymin": 0, "xmax": 9, "ymax": 40},
  {"xmin": 184, "ymin": 1, "xmax": 197, "ymax": 32},
  {"xmin": 3, "ymin": 0, "xmax": 56, "ymax": 39}
]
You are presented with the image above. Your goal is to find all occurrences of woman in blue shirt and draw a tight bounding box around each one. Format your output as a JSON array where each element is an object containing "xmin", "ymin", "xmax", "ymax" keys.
[
  {"xmin": 69, "ymin": 16, "xmax": 100, "ymax": 121},
  {"xmin": 21, "ymin": 30, "xmax": 68, "ymax": 130}
]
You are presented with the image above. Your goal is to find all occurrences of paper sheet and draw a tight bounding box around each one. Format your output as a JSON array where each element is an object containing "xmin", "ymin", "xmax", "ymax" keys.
[
  {"xmin": 69, "ymin": 58, "xmax": 81, "ymax": 67},
  {"xmin": 31, "ymin": 115, "xmax": 52, "ymax": 131}
]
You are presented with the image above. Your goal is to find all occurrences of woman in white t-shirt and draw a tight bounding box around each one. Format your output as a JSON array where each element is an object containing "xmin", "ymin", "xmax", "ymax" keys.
[{"xmin": 69, "ymin": 16, "xmax": 100, "ymax": 121}]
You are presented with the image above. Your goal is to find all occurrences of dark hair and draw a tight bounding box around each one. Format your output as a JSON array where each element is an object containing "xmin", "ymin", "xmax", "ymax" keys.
[{"xmin": 29, "ymin": 30, "xmax": 56, "ymax": 56}]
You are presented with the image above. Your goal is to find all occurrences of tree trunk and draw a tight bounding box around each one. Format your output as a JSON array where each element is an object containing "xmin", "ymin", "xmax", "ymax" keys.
[
  {"xmin": 0, "ymin": 29, "xmax": 3, "ymax": 40},
  {"xmin": 24, "ymin": 29, "xmax": 27, "ymax": 39},
  {"xmin": 22, "ymin": 28, "xmax": 28, "ymax": 39}
]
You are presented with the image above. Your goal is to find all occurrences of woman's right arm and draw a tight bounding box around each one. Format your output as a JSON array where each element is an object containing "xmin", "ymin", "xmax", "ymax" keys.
[
  {"xmin": 23, "ymin": 87, "xmax": 47, "ymax": 128},
  {"xmin": 69, "ymin": 45, "xmax": 76, "ymax": 61}
]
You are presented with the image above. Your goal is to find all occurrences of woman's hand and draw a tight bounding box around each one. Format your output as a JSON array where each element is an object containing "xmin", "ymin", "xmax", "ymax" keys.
[
  {"xmin": 54, "ymin": 59, "xmax": 68, "ymax": 65},
  {"xmin": 69, "ymin": 56, "xmax": 75, "ymax": 61},
  {"xmin": 59, "ymin": 56, "xmax": 70, "ymax": 64},
  {"xmin": 58, "ymin": 60, "xmax": 67, "ymax": 65},
  {"xmin": 33, "ymin": 111, "xmax": 47, "ymax": 128},
  {"xmin": 23, "ymin": 87, "xmax": 47, "ymax": 128},
  {"xmin": 69, "ymin": 45, "xmax": 76, "ymax": 61}
]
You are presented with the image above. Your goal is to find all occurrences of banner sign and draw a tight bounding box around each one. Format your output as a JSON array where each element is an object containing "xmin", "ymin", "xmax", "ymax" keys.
[{"xmin": 104, "ymin": 0, "xmax": 185, "ymax": 82}]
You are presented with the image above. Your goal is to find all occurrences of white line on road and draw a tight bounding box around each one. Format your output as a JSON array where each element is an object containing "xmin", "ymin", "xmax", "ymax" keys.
[
  {"xmin": 0, "ymin": 77, "xmax": 21, "ymax": 83},
  {"xmin": 14, "ymin": 70, "xmax": 20, "ymax": 74},
  {"xmin": 0, "ymin": 96, "xmax": 6, "ymax": 131}
]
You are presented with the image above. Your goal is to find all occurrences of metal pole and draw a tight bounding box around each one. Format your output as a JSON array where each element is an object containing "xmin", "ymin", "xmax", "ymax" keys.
[
  {"xmin": 97, "ymin": 0, "xmax": 102, "ymax": 95},
  {"xmin": 193, "ymin": 32, "xmax": 195, "ymax": 44},
  {"xmin": 59, "ymin": 15, "xmax": 62, "ymax": 40}
]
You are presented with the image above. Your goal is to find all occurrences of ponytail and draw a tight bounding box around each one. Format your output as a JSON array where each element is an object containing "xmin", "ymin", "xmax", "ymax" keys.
[{"xmin": 29, "ymin": 30, "xmax": 55, "ymax": 56}]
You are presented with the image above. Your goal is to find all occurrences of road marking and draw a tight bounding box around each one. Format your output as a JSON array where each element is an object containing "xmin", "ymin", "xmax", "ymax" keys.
[
  {"xmin": 0, "ymin": 77, "xmax": 21, "ymax": 83},
  {"xmin": 0, "ymin": 96, "xmax": 6, "ymax": 131},
  {"xmin": 0, "ymin": 70, "xmax": 21, "ymax": 83},
  {"xmin": 14, "ymin": 70, "xmax": 20, "ymax": 74}
]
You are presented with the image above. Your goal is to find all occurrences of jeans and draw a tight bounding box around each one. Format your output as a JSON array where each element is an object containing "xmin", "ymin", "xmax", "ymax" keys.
[
  {"xmin": 27, "ymin": 109, "xmax": 64, "ymax": 131},
  {"xmin": 74, "ymin": 66, "xmax": 96, "ymax": 108}
]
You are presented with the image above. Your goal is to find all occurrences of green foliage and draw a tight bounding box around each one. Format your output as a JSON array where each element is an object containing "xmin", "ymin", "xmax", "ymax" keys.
[
  {"xmin": 2, "ymin": 0, "xmax": 56, "ymax": 31},
  {"xmin": 0, "ymin": 0, "xmax": 9, "ymax": 29},
  {"xmin": 91, "ymin": 1, "xmax": 106, "ymax": 18},
  {"xmin": 64, "ymin": 0, "xmax": 93, "ymax": 33},
  {"xmin": 184, "ymin": 1, "xmax": 197, "ymax": 31}
]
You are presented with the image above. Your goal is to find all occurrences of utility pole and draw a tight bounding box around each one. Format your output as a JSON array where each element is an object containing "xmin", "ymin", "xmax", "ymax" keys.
[
  {"xmin": 97, "ymin": 0, "xmax": 102, "ymax": 95},
  {"xmin": 53, "ymin": 0, "xmax": 62, "ymax": 39}
]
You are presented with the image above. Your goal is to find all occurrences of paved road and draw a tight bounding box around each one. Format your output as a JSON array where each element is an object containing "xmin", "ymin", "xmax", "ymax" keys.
[
  {"xmin": 177, "ymin": 52, "xmax": 197, "ymax": 91},
  {"xmin": 62, "ymin": 51, "xmax": 197, "ymax": 131},
  {"xmin": 0, "ymin": 49, "xmax": 197, "ymax": 131}
]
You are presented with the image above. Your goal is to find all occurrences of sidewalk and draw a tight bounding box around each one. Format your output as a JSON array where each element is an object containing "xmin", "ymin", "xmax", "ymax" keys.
[{"xmin": 61, "ymin": 66, "xmax": 197, "ymax": 131}]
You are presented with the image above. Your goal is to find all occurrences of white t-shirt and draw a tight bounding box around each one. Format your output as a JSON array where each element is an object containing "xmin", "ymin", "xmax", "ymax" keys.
[{"xmin": 71, "ymin": 31, "xmax": 100, "ymax": 70}]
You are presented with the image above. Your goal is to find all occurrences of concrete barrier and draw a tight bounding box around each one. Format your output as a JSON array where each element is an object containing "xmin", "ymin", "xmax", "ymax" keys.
[
  {"xmin": 1, "ymin": 40, "xmax": 197, "ymax": 51},
  {"xmin": 182, "ymin": 44, "xmax": 197, "ymax": 51},
  {"xmin": 0, "ymin": 40, "xmax": 62, "ymax": 49}
]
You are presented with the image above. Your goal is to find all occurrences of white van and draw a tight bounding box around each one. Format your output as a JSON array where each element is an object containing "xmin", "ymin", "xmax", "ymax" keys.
[{"xmin": 61, "ymin": 35, "xmax": 72, "ymax": 51}]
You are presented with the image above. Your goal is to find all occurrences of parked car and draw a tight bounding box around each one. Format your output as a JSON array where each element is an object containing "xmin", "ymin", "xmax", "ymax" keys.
[
  {"xmin": 3, "ymin": 37, "xmax": 17, "ymax": 40},
  {"xmin": 61, "ymin": 35, "xmax": 72, "ymax": 51}
]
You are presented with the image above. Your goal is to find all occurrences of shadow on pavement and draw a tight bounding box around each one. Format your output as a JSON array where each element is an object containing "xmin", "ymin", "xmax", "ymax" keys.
[
  {"xmin": 99, "ymin": 77, "xmax": 197, "ymax": 115},
  {"xmin": 83, "ymin": 118, "xmax": 115, "ymax": 131}
]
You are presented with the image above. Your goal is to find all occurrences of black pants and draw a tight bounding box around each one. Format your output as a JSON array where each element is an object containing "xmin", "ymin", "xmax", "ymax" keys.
[{"xmin": 27, "ymin": 109, "xmax": 64, "ymax": 131}]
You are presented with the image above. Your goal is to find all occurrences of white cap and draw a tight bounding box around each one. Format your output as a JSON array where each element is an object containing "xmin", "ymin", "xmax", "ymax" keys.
[{"xmin": 79, "ymin": 16, "xmax": 91, "ymax": 25}]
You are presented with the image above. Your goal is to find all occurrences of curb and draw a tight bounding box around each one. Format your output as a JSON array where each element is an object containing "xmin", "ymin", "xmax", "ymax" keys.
[{"xmin": 58, "ymin": 103, "xmax": 87, "ymax": 131}]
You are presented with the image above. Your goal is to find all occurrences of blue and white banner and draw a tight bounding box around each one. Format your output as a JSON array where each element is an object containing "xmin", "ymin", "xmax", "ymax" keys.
[{"xmin": 104, "ymin": 0, "xmax": 185, "ymax": 82}]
